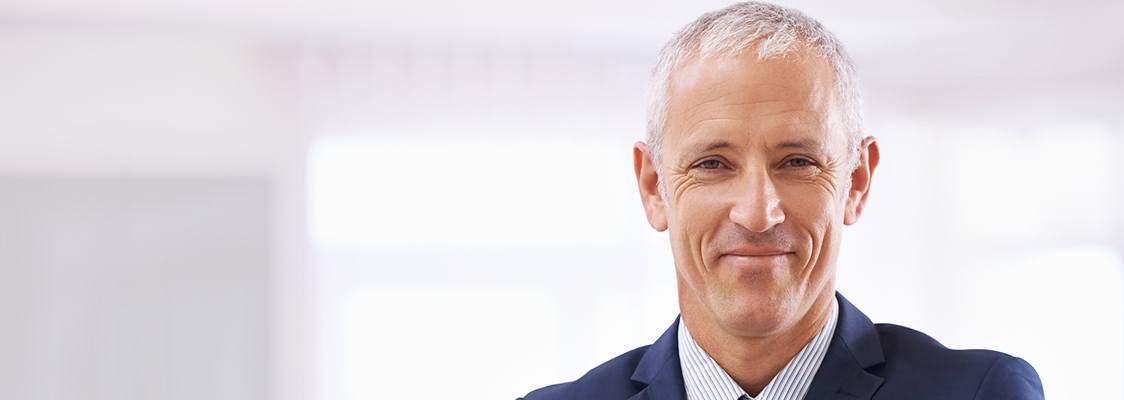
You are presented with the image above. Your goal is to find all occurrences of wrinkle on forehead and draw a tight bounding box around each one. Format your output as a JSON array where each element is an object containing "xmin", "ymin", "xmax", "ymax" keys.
[
  {"xmin": 680, "ymin": 137, "xmax": 829, "ymax": 158},
  {"xmin": 662, "ymin": 48, "xmax": 845, "ymax": 153}
]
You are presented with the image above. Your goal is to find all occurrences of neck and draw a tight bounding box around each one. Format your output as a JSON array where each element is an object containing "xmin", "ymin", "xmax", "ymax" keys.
[{"xmin": 679, "ymin": 284, "xmax": 835, "ymax": 396}]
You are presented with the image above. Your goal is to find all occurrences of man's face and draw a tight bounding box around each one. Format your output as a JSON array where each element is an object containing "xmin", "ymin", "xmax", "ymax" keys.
[{"xmin": 634, "ymin": 48, "xmax": 878, "ymax": 337}]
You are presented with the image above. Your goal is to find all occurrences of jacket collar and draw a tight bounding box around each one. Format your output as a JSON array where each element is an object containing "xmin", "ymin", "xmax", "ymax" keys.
[
  {"xmin": 803, "ymin": 292, "xmax": 886, "ymax": 399},
  {"xmin": 628, "ymin": 292, "xmax": 886, "ymax": 400},
  {"xmin": 628, "ymin": 316, "xmax": 687, "ymax": 400}
]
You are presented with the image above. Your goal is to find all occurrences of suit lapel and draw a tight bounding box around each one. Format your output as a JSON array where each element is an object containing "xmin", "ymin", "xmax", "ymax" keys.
[
  {"xmin": 631, "ymin": 293, "xmax": 885, "ymax": 400},
  {"xmin": 628, "ymin": 317, "xmax": 687, "ymax": 400},
  {"xmin": 804, "ymin": 293, "xmax": 886, "ymax": 399}
]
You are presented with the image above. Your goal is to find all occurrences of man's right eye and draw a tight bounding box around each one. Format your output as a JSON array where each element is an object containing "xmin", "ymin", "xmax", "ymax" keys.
[{"xmin": 696, "ymin": 159, "xmax": 724, "ymax": 170}]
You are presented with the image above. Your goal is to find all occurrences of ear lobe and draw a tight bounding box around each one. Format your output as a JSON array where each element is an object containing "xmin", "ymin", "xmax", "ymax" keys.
[
  {"xmin": 634, "ymin": 142, "xmax": 668, "ymax": 231},
  {"xmin": 844, "ymin": 136, "xmax": 880, "ymax": 225}
]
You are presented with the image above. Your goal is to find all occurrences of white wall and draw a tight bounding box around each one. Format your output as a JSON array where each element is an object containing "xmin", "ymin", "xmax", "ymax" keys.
[
  {"xmin": 0, "ymin": 178, "xmax": 271, "ymax": 400},
  {"xmin": 0, "ymin": 25, "xmax": 313, "ymax": 400}
]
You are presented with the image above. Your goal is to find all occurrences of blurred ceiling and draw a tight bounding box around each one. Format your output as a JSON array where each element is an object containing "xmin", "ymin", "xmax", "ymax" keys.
[
  {"xmin": 2, "ymin": 0, "xmax": 1121, "ymax": 46},
  {"xmin": 4, "ymin": 0, "xmax": 1122, "ymax": 92},
  {"xmin": 0, "ymin": 0, "xmax": 1121, "ymax": 176}
]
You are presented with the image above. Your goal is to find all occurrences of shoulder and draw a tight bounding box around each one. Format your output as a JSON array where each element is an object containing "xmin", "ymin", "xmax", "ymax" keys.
[
  {"xmin": 872, "ymin": 323, "xmax": 1043, "ymax": 399},
  {"xmin": 518, "ymin": 345, "xmax": 650, "ymax": 400}
]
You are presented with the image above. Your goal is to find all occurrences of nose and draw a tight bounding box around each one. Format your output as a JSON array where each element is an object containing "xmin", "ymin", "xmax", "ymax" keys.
[{"xmin": 728, "ymin": 168, "xmax": 786, "ymax": 233}]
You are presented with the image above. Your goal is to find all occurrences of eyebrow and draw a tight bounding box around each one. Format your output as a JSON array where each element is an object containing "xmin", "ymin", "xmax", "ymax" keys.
[
  {"xmin": 696, "ymin": 141, "xmax": 734, "ymax": 153},
  {"xmin": 773, "ymin": 138, "xmax": 825, "ymax": 152},
  {"xmin": 684, "ymin": 138, "xmax": 825, "ymax": 155}
]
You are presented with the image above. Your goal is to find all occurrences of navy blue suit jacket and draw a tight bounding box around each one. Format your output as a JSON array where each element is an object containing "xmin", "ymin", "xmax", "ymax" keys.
[{"xmin": 521, "ymin": 293, "xmax": 1043, "ymax": 399}]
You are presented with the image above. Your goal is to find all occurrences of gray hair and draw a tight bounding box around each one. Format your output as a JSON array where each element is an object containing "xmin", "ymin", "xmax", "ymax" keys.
[{"xmin": 645, "ymin": 1, "xmax": 863, "ymax": 196}]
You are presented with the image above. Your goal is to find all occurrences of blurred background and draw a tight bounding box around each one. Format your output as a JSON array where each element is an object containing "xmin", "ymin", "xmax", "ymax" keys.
[{"xmin": 1, "ymin": 0, "xmax": 1122, "ymax": 399}]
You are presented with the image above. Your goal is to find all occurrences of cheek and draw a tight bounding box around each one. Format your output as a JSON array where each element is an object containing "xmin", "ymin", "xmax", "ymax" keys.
[
  {"xmin": 668, "ymin": 187, "xmax": 732, "ymax": 269},
  {"xmin": 777, "ymin": 185, "xmax": 845, "ymax": 259},
  {"xmin": 808, "ymin": 222, "xmax": 843, "ymax": 284},
  {"xmin": 780, "ymin": 183, "xmax": 844, "ymax": 226},
  {"xmin": 670, "ymin": 184, "xmax": 732, "ymax": 232}
]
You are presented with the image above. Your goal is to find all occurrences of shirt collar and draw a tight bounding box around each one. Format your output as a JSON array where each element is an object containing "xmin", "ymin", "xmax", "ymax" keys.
[{"xmin": 677, "ymin": 298, "xmax": 839, "ymax": 400}]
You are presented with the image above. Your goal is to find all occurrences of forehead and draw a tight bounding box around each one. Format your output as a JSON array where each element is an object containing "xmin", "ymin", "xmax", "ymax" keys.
[{"xmin": 663, "ymin": 48, "xmax": 846, "ymax": 154}]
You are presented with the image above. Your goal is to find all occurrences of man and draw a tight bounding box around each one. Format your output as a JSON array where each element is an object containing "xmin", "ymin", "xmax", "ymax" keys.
[{"xmin": 521, "ymin": 2, "xmax": 1044, "ymax": 399}]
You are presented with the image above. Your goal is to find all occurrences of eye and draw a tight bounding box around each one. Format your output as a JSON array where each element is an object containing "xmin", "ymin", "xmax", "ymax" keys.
[
  {"xmin": 695, "ymin": 159, "xmax": 726, "ymax": 170},
  {"xmin": 783, "ymin": 157, "xmax": 816, "ymax": 168}
]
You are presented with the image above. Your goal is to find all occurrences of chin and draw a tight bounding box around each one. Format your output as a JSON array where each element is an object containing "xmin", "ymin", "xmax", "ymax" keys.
[{"xmin": 711, "ymin": 285, "xmax": 802, "ymax": 337}]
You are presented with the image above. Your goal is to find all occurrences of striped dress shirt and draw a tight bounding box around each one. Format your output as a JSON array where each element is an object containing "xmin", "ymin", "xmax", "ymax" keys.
[{"xmin": 677, "ymin": 298, "xmax": 839, "ymax": 400}]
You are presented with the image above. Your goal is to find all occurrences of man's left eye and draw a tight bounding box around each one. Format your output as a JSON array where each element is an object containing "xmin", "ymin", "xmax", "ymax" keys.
[{"xmin": 784, "ymin": 158, "xmax": 815, "ymax": 167}]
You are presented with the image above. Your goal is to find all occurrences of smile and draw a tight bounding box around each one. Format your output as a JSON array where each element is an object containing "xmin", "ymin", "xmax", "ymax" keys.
[
  {"xmin": 723, "ymin": 246, "xmax": 793, "ymax": 257},
  {"xmin": 719, "ymin": 250, "xmax": 794, "ymax": 269}
]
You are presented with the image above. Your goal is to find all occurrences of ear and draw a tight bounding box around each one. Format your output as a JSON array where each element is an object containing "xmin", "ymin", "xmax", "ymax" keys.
[
  {"xmin": 844, "ymin": 136, "xmax": 880, "ymax": 225},
  {"xmin": 634, "ymin": 141, "xmax": 668, "ymax": 231}
]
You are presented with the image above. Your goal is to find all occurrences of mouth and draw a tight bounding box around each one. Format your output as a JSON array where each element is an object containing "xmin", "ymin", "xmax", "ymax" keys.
[
  {"xmin": 722, "ymin": 246, "xmax": 793, "ymax": 257},
  {"xmin": 719, "ymin": 248, "xmax": 794, "ymax": 269}
]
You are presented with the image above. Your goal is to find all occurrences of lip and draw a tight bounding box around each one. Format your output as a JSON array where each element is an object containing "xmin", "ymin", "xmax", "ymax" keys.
[
  {"xmin": 719, "ymin": 250, "xmax": 793, "ymax": 270},
  {"xmin": 722, "ymin": 246, "xmax": 793, "ymax": 257}
]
